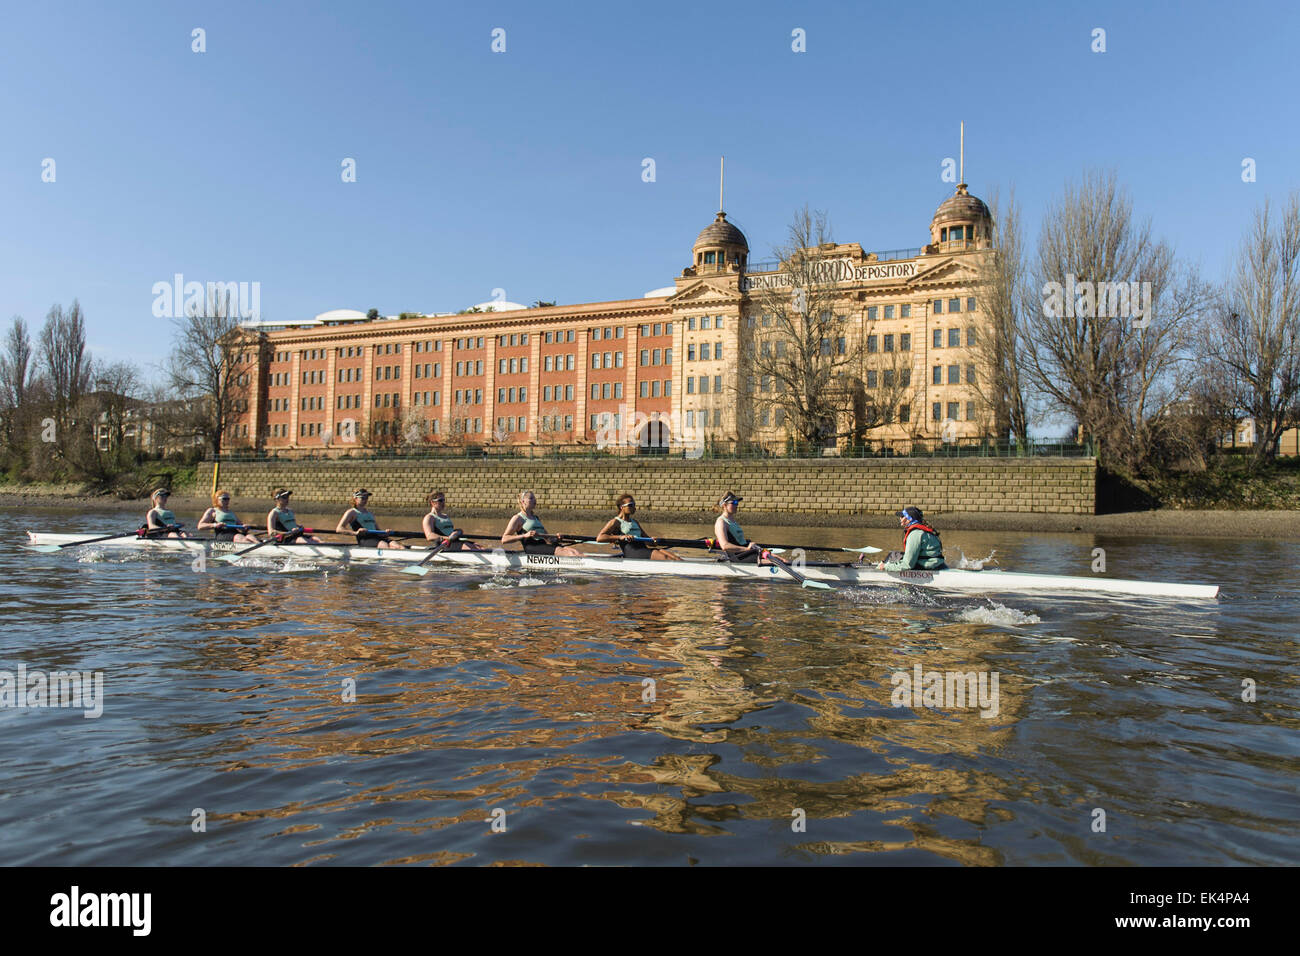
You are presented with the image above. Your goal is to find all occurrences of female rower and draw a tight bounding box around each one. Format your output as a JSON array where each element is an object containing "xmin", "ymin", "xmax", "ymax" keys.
[
  {"xmin": 145, "ymin": 488, "xmax": 189, "ymax": 538},
  {"xmin": 197, "ymin": 490, "xmax": 259, "ymax": 543},
  {"xmin": 502, "ymin": 490, "xmax": 584, "ymax": 556},
  {"xmin": 336, "ymin": 489, "xmax": 407, "ymax": 549},
  {"xmin": 266, "ymin": 489, "xmax": 320, "ymax": 543},
  {"xmin": 422, "ymin": 491, "xmax": 482, "ymax": 551},
  {"xmin": 713, "ymin": 491, "xmax": 766, "ymax": 563},
  {"xmin": 596, "ymin": 493, "xmax": 679, "ymax": 560},
  {"xmin": 878, "ymin": 507, "xmax": 947, "ymax": 572}
]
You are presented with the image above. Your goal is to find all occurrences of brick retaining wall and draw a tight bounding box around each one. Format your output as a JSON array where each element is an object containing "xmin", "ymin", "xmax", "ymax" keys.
[{"xmin": 198, "ymin": 457, "xmax": 1097, "ymax": 516}]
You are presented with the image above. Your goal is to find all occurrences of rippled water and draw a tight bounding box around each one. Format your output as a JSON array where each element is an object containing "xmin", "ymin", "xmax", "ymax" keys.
[{"xmin": 2, "ymin": 507, "xmax": 1297, "ymax": 866}]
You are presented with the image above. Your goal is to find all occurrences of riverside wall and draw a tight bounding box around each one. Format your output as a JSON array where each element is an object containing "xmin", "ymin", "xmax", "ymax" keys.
[{"xmin": 197, "ymin": 457, "xmax": 1097, "ymax": 516}]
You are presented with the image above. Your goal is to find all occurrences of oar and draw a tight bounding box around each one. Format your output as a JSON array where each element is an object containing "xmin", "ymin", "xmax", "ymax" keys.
[
  {"xmin": 762, "ymin": 549, "xmax": 833, "ymax": 590},
  {"xmin": 215, "ymin": 528, "xmax": 311, "ymax": 563},
  {"xmin": 399, "ymin": 532, "xmax": 460, "ymax": 576},
  {"xmin": 610, "ymin": 535, "xmax": 881, "ymax": 555},
  {"xmin": 23, "ymin": 525, "xmax": 186, "ymax": 553}
]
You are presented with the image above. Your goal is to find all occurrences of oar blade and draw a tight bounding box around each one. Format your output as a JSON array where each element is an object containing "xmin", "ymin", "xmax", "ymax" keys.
[
  {"xmin": 20, "ymin": 544, "xmax": 63, "ymax": 553},
  {"xmin": 843, "ymin": 546, "xmax": 883, "ymax": 554},
  {"xmin": 801, "ymin": 579, "xmax": 833, "ymax": 590},
  {"xmin": 400, "ymin": 564, "xmax": 430, "ymax": 576},
  {"xmin": 215, "ymin": 552, "xmax": 249, "ymax": 563}
]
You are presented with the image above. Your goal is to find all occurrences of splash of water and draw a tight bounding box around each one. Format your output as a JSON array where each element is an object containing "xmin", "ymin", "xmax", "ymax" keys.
[
  {"xmin": 956, "ymin": 601, "xmax": 1041, "ymax": 626},
  {"xmin": 953, "ymin": 547, "xmax": 999, "ymax": 570}
]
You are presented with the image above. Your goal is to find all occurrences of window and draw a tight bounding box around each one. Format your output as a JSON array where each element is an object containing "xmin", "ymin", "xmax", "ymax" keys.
[
  {"xmin": 545, "ymin": 356, "xmax": 553, "ymax": 372},
  {"xmin": 713, "ymin": 409, "xmax": 721, "ymax": 426},
  {"xmin": 699, "ymin": 375, "xmax": 709, "ymax": 393},
  {"xmin": 899, "ymin": 405, "xmax": 910, "ymax": 423},
  {"xmin": 760, "ymin": 409, "xmax": 770, "ymax": 426},
  {"xmin": 564, "ymin": 385, "xmax": 573, "ymax": 400},
  {"xmin": 602, "ymin": 383, "xmax": 611, "ymax": 399},
  {"xmin": 967, "ymin": 297, "xmax": 976, "ymax": 312},
  {"xmin": 603, "ymin": 352, "xmax": 612, "ymax": 368},
  {"xmin": 933, "ymin": 299, "xmax": 943, "ymax": 314},
  {"xmin": 866, "ymin": 370, "xmax": 878, "ymax": 388},
  {"xmin": 884, "ymin": 334, "xmax": 894, "ymax": 352},
  {"xmin": 948, "ymin": 402, "xmax": 960, "ymax": 421},
  {"xmin": 564, "ymin": 415, "xmax": 572, "ymax": 430},
  {"xmin": 701, "ymin": 316, "xmax": 711, "ymax": 330},
  {"xmin": 867, "ymin": 335, "xmax": 878, "ymax": 353},
  {"xmin": 716, "ymin": 342, "xmax": 723, "ymax": 361},
  {"xmin": 640, "ymin": 380, "xmax": 649, "ymax": 397},
  {"xmin": 701, "ymin": 343, "xmax": 710, "ymax": 361},
  {"xmin": 614, "ymin": 383, "xmax": 622, "ymax": 399},
  {"xmin": 592, "ymin": 328, "xmax": 602, "ymax": 341},
  {"xmin": 967, "ymin": 328, "xmax": 977, "ymax": 347},
  {"xmin": 475, "ymin": 361, "xmax": 483, "ymax": 374},
  {"xmin": 651, "ymin": 381, "xmax": 660, "ymax": 397},
  {"xmin": 653, "ymin": 323, "xmax": 662, "ymax": 336},
  {"xmin": 499, "ymin": 359, "xmax": 507, "ymax": 375},
  {"xmin": 663, "ymin": 380, "xmax": 671, "ymax": 396},
  {"xmin": 688, "ymin": 345, "xmax": 696, "ymax": 361},
  {"xmin": 934, "ymin": 329, "xmax": 943, "ymax": 349},
  {"xmin": 688, "ymin": 317, "xmax": 696, "ymax": 330},
  {"xmin": 883, "ymin": 369, "xmax": 895, "ymax": 387},
  {"xmin": 614, "ymin": 352, "xmax": 623, "ymax": 368},
  {"xmin": 509, "ymin": 358, "xmax": 518, "ymax": 374},
  {"xmin": 498, "ymin": 388, "xmax": 506, "ymax": 403},
  {"xmin": 774, "ymin": 407, "xmax": 785, "ymax": 425},
  {"xmin": 664, "ymin": 348, "xmax": 673, "ymax": 365},
  {"xmin": 900, "ymin": 333, "xmax": 911, "ymax": 351},
  {"xmin": 933, "ymin": 365, "xmax": 944, "ymax": 386},
  {"xmin": 545, "ymin": 332, "xmax": 553, "ymax": 344},
  {"xmin": 592, "ymin": 353, "xmax": 601, "ymax": 370},
  {"xmin": 932, "ymin": 402, "xmax": 942, "ymax": 421},
  {"xmin": 901, "ymin": 304, "xmax": 911, "ymax": 318},
  {"xmin": 948, "ymin": 328, "xmax": 960, "ymax": 348},
  {"xmin": 686, "ymin": 410, "xmax": 695, "ymax": 427},
  {"xmin": 433, "ymin": 391, "xmax": 439, "ymax": 405},
  {"xmin": 949, "ymin": 298, "xmax": 961, "ymax": 313},
  {"xmin": 640, "ymin": 350, "xmax": 649, "ymax": 366},
  {"xmin": 966, "ymin": 365, "xmax": 977, "ymax": 385},
  {"xmin": 716, "ymin": 316, "xmax": 724, "ymax": 329},
  {"xmin": 967, "ymin": 401, "xmax": 976, "ymax": 421},
  {"xmin": 475, "ymin": 389, "xmax": 482, "ymax": 403},
  {"xmin": 591, "ymin": 384, "xmax": 600, "ymax": 400},
  {"xmin": 867, "ymin": 307, "xmax": 878, "ymax": 321},
  {"xmin": 566, "ymin": 330, "xmax": 574, "ymax": 342},
  {"xmin": 714, "ymin": 375, "xmax": 721, "ymax": 392},
  {"xmin": 948, "ymin": 364, "xmax": 960, "ymax": 384},
  {"xmin": 687, "ymin": 378, "xmax": 695, "ymax": 394},
  {"xmin": 821, "ymin": 339, "xmax": 831, "ymax": 356},
  {"xmin": 884, "ymin": 305, "xmax": 895, "ymax": 319}
]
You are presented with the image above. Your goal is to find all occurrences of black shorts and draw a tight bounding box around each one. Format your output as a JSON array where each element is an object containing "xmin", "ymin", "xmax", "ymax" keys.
[
  {"xmin": 620, "ymin": 544, "xmax": 653, "ymax": 560},
  {"xmin": 213, "ymin": 528, "xmax": 238, "ymax": 542},
  {"xmin": 356, "ymin": 530, "xmax": 389, "ymax": 545},
  {"xmin": 522, "ymin": 541, "xmax": 556, "ymax": 556}
]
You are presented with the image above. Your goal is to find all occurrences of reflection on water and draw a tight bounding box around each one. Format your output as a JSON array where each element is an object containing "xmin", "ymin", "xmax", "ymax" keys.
[{"xmin": 1, "ymin": 508, "xmax": 1297, "ymax": 865}]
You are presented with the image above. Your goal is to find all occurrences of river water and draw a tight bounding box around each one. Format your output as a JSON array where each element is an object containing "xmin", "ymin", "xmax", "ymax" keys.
[{"xmin": 1, "ymin": 506, "xmax": 1296, "ymax": 866}]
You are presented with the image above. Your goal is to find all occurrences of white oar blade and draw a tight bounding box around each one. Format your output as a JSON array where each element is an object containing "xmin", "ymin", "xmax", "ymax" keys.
[
  {"xmin": 801, "ymin": 579, "xmax": 833, "ymax": 590},
  {"xmin": 21, "ymin": 544, "xmax": 63, "ymax": 553},
  {"xmin": 216, "ymin": 553, "xmax": 248, "ymax": 563},
  {"xmin": 843, "ymin": 546, "xmax": 882, "ymax": 554},
  {"xmin": 766, "ymin": 547, "xmax": 786, "ymax": 555},
  {"xmin": 400, "ymin": 564, "xmax": 430, "ymax": 576}
]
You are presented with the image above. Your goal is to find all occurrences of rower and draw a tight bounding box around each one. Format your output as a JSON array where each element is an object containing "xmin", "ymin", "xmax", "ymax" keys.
[
  {"xmin": 712, "ymin": 491, "xmax": 766, "ymax": 563},
  {"xmin": 502, "ymin": 490, "xmax": 584, "ymax": 556},
  {"xmin": 266, "ymin": 489, "xmax": 320, "ymax": 543},
  {"xmin": 596, "ymin": 494, "xmax": 679, "ymax": 561},
  {"xmin": 422, "ymin": 491, "xmax": 482, "ymax": 551},
  {"xmin": 197, "ymin": 490, "xmax": 259, "ymax": 543},
  {"xmin": 878, "ymin": 507, "xmax": 947, "ymax": 572},
  {"xmin": 337, "ymin": 489, "xmax": 407, "ymax": 549},
  {"xmin": 145, "ymin": 488, "xmax": 189, "ymax": 538}
]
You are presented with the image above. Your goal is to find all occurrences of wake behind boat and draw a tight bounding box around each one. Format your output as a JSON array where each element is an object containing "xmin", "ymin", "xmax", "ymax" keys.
[{"xmin": 23, "ymin": 531, "xmax": 1221, "ymax": 599}]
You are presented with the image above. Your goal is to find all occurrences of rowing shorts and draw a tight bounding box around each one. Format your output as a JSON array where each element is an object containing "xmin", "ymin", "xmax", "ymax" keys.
[
  {"xmin": 213, "ymin": 528, "xmax": 237, "ymax": 542},
  {"xmin": 619, "ymin": 543, "xmax": 653, "ymax": 560},
  {"xmin": 522, "ymin": 541, "xmax": 556, "ymax": 556},
  {"xmin": 356, "ymin": 530, "xmax": 388, "ymax": 544}
]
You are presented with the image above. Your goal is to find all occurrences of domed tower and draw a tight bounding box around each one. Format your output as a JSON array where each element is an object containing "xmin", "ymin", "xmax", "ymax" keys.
[
  {"xmin": 929, "ymin": 183, "xmax": 993, "ymax": 252},
  {"xmin": 691, "ymin": 211, "xmax": 749, "ymax": 275}
]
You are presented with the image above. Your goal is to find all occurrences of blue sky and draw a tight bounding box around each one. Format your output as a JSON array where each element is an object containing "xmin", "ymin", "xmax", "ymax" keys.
[{"xmin": 3, "ymin": 0, "xmax": 1297, "ymax": 372}]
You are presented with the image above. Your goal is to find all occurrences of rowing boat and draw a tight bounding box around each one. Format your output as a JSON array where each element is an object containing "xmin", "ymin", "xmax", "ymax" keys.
[{"xmin": 24, "ymin": 532, "xmax": 1220, "ymax": 599}]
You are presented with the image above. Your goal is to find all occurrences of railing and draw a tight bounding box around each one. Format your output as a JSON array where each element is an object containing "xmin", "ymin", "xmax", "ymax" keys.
[{"xmin": 210, "ymin": 438, "xmax": 1094, "ymax": 463}]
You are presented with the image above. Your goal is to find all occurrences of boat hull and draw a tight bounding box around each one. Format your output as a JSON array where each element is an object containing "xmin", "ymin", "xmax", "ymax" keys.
[{"xmin": 24, "ymin": 532, "xmax": 1220, "ymax": 599}]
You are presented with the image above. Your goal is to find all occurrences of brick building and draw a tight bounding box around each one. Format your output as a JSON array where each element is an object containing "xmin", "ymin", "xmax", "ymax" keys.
[{"xmin": 229, "ymin": 183, "xmax": 998, "ymax": 454}]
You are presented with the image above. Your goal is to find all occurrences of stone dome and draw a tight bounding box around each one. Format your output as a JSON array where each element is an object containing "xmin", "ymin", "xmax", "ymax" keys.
[
  {"xmin": 693, "ymin": 211, "xmax": 748, "ymax": 251},
  {"xmin": 931, "ymin": 183, "xmax": 991, "ymax": 226}
]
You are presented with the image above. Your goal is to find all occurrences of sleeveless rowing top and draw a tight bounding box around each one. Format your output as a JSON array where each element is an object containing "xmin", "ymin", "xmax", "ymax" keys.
[
  {"xmin": 520, "ymin": 513, "xmax": 546, "ymax": 534},
  {"xmin": 349, "ymin": 509, "xmax": 379, "ymax": 532},
  {"xmin": 272, "ymin": 507, "xmax": 299, "ymax": 532},
  {"xmin": 721, "ymin": 516, "xmax": 747, "ymax": 547},
  {"xmin": 618, "ymin": 516, "xmax": 645, "ymax": 538},
  {"xmin": 149, "ymin": 507, "xmax": 176, "ymax": 526},
  {"xmin": 213, "ymin": 508, "xmax": 239, "ymax": 525},
  {"xmin": 431, "ymin": 513, "xmax": 455, "ymax": 536}
]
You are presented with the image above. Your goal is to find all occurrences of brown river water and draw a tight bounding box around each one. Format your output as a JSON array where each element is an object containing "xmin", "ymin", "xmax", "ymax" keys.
[{"xmin": 1, "ymin": 506, "xmax": 1296, "ymax": 865}]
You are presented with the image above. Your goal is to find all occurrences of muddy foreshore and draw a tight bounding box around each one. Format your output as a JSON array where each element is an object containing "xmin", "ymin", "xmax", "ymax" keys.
[{"xmin": 5, "ymin": 488, "xmax": 1300, "ymax": 539}]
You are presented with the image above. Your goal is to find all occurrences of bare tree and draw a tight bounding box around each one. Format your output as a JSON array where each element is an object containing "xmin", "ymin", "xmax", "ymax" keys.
[
  {"xmin": 165, "ymin": 286, "xmax": 257, "ymax": 456},
  {"xmin": 38, "ymin": 301, "xmax": 92, "ymax": 439},
  {"xmin": 745, "ymin": 207, "xmax": 869, "ymax": 448},
  {"xmin": 973, "ymin": 188, "xmax": 1032, "ymax": 445},
  {"xmin": 1024, "ymin": 171, "xmax": 1210, "ymax": 473},
  {"xmin": 1205, "ymin": 192, "xmax": 1300, "ymax": 468},
  {"xmin": 0, "ymin": 316, "xmax": 33, "ymax": 452}
]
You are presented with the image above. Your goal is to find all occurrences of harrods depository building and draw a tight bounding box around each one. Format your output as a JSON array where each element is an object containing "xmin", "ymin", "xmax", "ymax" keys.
[{"xmin": 228, "ymin": 183, "xmax": 997, "ymax": 453}]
